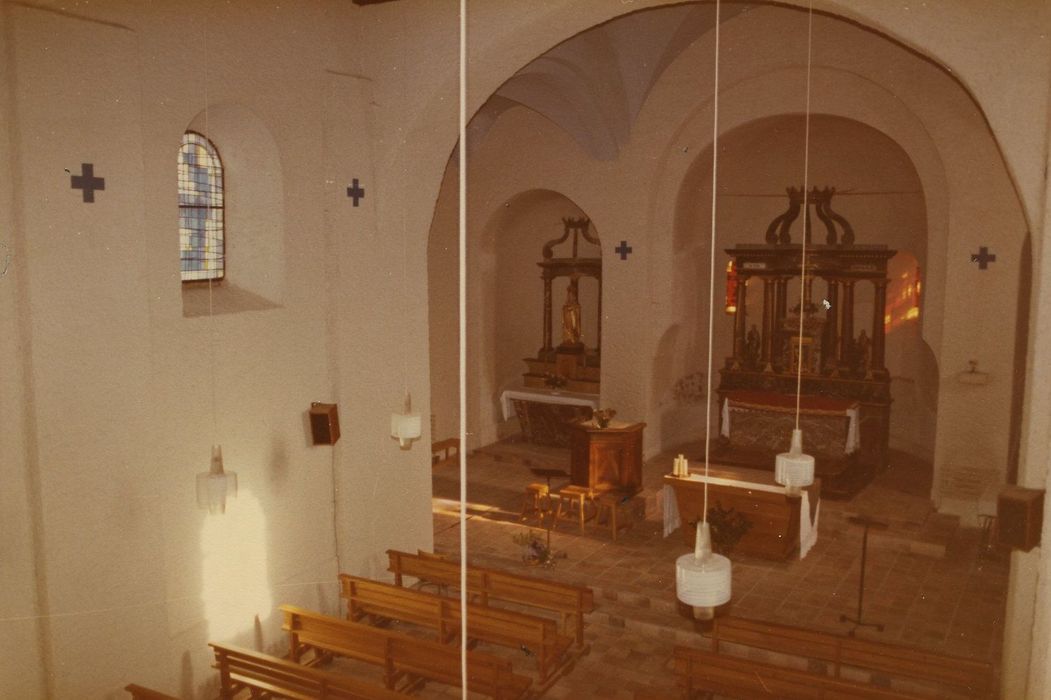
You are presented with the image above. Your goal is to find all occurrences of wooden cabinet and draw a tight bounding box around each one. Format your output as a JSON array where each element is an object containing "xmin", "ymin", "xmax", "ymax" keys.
[{"xmin": 568, "ymin": 420, "xmax": 645, "ymax": 494}]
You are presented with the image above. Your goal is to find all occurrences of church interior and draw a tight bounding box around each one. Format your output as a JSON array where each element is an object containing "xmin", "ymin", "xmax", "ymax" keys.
[{"xmin": 3, "ymin": 1, "xmax": 1051, "ymax": 698}]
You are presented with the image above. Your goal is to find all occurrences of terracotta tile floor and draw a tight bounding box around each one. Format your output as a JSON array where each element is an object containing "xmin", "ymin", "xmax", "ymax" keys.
[{"xmin": 330, "ymin": 440, "xmax": 1006, "ymax": 698}]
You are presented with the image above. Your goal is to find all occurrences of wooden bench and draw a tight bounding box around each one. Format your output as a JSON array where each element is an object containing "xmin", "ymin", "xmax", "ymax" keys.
[
  {"xmin": 674, "ymin": 646, "xmax": 929, "ymax": 699},
  {"xmin": 386, "ymin": 548, "xmax": 595, "ymax": 646},
  {"xmin": 713, "ymin": 616, "xmax": 994, "ymax": 698},
  {"xmin": 281, "ymin": 604, "xmax": 531, "ymax": 699},
  {"xmin": 124, "ymin": 685, "xmax": 179, "ymax": 700},
  {"xmin": 432, "ymin": 437, "xmax": 460, "ymax": 469},
  {"xmin": 209, "ymin": 643, "xmax": 405, "ymax": 699},
  {"xmin": 339, "ymin": 573, "xmax": 572, "ymax": 681}
]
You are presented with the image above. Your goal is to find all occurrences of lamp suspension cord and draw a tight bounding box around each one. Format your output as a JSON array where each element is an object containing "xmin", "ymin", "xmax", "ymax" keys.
[
  {"xmin": 458, "ymin": 0, "xmax": 469, "ymax": 695},
  {"xmin": 703, "ymin": 0, "xmax": 722, "ymax": 523},
  {"xmin": 204, "ymin": 15, "xmax": 216, "ymax": 449},
  {"xmin": 794, "ymin": 0, "xmax": 814, "ymax": 431}
]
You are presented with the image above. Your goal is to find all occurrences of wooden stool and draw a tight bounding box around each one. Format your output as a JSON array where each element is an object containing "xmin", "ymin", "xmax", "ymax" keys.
[
  {"xmin": 520, "ymin": 482, "xmax": 551, "ymax": 524},
  {"xmin": 553, "ymin": 485, "xmax": 595, "ymax": 532},
  {"xmin": 595, "ymin": 491, "xmax": 640, "ymax": 542}
]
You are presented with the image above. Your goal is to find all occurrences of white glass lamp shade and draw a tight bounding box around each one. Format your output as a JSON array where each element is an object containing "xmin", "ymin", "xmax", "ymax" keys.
[
  {"xmin": 196, "ymin": 445, "xmax": 238, "ymax": 514},
  {"xmin": 774, "ymin": 428, "xmax": 815, "ymax": 488},
  {"xmin": 391, "ymin": 412, "xmax": 422, "ymax": 448},
  {"xmin": 676, "ymin": 521, "xmax": 731, "ymax": 616}
]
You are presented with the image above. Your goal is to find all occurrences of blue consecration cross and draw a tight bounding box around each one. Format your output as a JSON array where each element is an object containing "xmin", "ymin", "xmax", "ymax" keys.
[
  {"xmin": 971, "ymin": 246, "xmax": 996, "ymax": 270},
  {"xmin": 614, "ymin": 240, "xmax": 633, "ymax": 260},
  {"xmin": 71, "ymin": 163, "xmax": 105, "ymax": 203},
  {"xmin": 346, "ymin": 178, "xmax": 365, "ymax": 206}
]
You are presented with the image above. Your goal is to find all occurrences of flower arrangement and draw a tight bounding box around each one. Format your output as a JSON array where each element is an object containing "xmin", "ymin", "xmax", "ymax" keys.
[
  {"xmin": 543, "ymin": 372, "xmax": 568, "ymax": 389},
  {"xmin": 707, "ymin": 503, "xmax": 753, "ymax": 555},
  {"xmin": 593, "ymin": 408, "xmax": 617, "ymax": 428},
  {"xmin": 511, "ymin": 529, "xmax": 562, "ymax": 567}
]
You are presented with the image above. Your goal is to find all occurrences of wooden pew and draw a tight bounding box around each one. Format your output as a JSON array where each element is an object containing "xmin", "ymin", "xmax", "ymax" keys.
[
  {"xmin": 209, "ymin": 643, "xmax": 405, "ymax": 699},
  {"xmin": 432, "ymin": 437, "xmax": 460, "ymax": 469},
  {"xmin": 386, "ymin": 548, "xmax": 595, "ymax": 646},
  {"xmin": 124, "ymin": 684, "xmax": 179, "ymax": 700},
  {"xmin": 713, "ymin": 616, "xmax": 994, "ymax": 698},
  {"xmin": 339, "ymin": 573, "xmax": 572, "ymax": 682},
  {"xmin": 281, "ymin": 604, "xmax": 531, "ymax": 699},
  {"xmin": 674, "ymin": 646, "xmax": 929, "ymax": 700}
]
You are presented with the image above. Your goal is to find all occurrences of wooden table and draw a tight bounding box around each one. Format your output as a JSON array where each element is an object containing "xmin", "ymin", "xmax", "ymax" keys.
[
  {"xmin": 568, "ymin": 419, "xmax": 644, "ymax": 493},
  {"xmin": 664, "ymin": 465, "xmax": 820, "ymax": 560}
]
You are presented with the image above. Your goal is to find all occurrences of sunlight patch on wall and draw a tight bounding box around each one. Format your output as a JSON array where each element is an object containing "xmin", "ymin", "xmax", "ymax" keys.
[{"xmin": 200, "ymin": 489, "xmax": 273, "ymax": 642}]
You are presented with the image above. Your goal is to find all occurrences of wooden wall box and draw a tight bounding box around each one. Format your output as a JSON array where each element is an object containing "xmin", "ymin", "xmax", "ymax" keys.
[
  {"xmin": 309, "ymin": 403, "xmax": 341, "ymax": 445},
  {"xmin": 997, "ymin": 486, "xmax": 1044, "ymax": 552}
]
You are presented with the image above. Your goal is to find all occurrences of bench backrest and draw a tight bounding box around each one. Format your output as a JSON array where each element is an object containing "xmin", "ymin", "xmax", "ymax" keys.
[
  {"xmin": 339, "ymin": 574, "xmax": 556, "ymax": 647},
  {"xmin": 209, "ymin": 643, "xmax": 403, "ymax": 699},
  {"xmin": 675, "ymin": 646, "xmax": 925, "ymax": 700},
  {"xmin": 281, "ymin": 604, "xmax": 527, "ymax": 697},
  {"xmin": 715, "ymin": 616, "xmax": 993, "ymax": 696},
  {"xmin": 386, "ymin": 549, "xmax": 595, "ymax": 613}
]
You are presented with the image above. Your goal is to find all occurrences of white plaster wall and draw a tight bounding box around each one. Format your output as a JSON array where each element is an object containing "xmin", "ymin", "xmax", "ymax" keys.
[{"xmin": 1, "ymin": 1, "xmax": 436, "ymax": 696}]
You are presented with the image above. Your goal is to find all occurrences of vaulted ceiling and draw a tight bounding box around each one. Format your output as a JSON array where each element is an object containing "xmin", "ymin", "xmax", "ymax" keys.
[{"xmin": 470, "ymin": 3, "xmax": 753, "ymax": 160}]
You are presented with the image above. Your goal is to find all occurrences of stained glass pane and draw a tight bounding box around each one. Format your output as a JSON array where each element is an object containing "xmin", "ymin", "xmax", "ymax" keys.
[{"xmin": 179, "ymin": 132, "xmax": 225, "ymax": 281}]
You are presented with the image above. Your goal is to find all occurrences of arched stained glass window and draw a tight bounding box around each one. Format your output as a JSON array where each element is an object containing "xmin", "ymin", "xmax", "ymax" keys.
[{"xmin": 179, "ymin": 132, "xmax": 225, "ymax": 281}]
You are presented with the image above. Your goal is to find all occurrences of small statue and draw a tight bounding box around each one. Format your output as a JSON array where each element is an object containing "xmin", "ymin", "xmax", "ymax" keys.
[
  {"xmin": 744, "ymin": 325, "xmax": 761, "ymax": 368},
  {"xmin": 561, "ymin": 282, "xmax": 582, "ymax": 346}
]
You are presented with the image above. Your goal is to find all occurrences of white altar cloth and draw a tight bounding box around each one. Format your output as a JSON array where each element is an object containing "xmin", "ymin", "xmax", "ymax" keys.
[{"xmin": 500, "ymin": 387, "xmax": 599, "ymax": 421}]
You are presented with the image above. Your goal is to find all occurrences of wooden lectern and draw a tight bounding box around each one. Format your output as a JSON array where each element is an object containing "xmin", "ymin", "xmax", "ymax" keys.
[{"xmin": 568, "ymin": 419, "xmax": 645, "ymax": 493}]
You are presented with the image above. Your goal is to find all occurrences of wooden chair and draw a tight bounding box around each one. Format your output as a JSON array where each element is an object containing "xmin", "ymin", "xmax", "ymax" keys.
[
  {"xmin": 520, "ymin": 482, "xmax": 551, "ymax": 525},
  {"xmin": 594, "ymin": 490, "xmax": 642, "ymax": 541},
  {"xmin": 339, "ymin": 574, "xmax": 572, "ymax": 681},
  {"xmin": 431, "ymin": 437, "xmax": 460, "ymax": 469},
  {"xmin": 712, "ymin": 616, "xmax": 995, "ymax": 698},
  {"xmin": 386, "ymin": 548, "xmax": 595, "ymax": 646},
  {"xmin": 674, "ymin": 645, "xmax": 928, "ymax": 699},
  {"xmin": 281, "ymin": 605, "xmax": 531, "ymax": 699},
  {"xmin": 552, "ymin": 484, "xmax": 595, "ymax": 532},
  {"xmin": 209, "ymin": 643, "xmax": 405, "ymax": 699},
  {"xmin": 124, "ymin": 685, "xmax": 179, "ymax": 700}
]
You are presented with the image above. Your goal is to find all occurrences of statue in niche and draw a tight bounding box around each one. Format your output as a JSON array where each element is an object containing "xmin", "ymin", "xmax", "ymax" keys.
[
  {"xmin": 744, "ymin": 325, "xmax": 761, "ymax": 368},
  {"xmin": 561, "ymin": 283, "xmax": 582, "ymax": 346},
  {"xmin": 854, "ymin": 329, "xmax": 872, "ymax": 376}
]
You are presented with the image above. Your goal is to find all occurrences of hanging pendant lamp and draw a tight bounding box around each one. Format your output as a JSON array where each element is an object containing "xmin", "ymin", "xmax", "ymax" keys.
[
  {"xmin": 677, "ymin": 521, "xmax": 732, "ymax": 620},
  {"xmin": 675, "ymin": 0, "xmax": 732, "ymax": 622},
  {"xmin": 775, "ymin": 428, "xmax": 816, "ymax": 493},
  {"xmin": 391, "ymin": 391, "xmax": 422, "ymax": 449},
  {"xmin": 196, "ymin": 445, "xmax": 238, "ymax": 515}
]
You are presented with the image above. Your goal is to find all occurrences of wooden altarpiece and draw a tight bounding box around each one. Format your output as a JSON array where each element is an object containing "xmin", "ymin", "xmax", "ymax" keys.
[
  {"xmin": 716, "ymin": 187, "xmax": 894, "ymax": 498},
  {"xmin": 522, "ymin": 217, "xmax": 601, "ymax": 394}
]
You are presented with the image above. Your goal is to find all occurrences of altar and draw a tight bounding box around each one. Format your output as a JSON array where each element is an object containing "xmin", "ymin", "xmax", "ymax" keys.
[
  {"xmin": 714, "ymin": 389, "xmax": 860, "ymax": 497},
  {"xmin": 501, "ymin": 386, "xmax": 598, "ymax": 447},
  {"xmin": 664, "ymin": 465, "xmax": 820, "ymax": 560},
  {"xmin": 716, "ymin": 187, "xmax": 894, "ymax": 498}
]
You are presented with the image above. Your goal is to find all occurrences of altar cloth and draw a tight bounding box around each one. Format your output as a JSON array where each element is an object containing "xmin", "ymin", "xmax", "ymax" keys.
[{"xmin": 721, "ymin": 390, "xmax": 859, "ymax": 455}]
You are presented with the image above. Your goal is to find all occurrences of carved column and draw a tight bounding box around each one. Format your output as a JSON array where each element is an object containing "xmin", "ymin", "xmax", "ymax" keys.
[
  {"xmin": 732, "ymin": 275, "xmax": 749, "ymax": 364},
  {"xmin": 761, "ymin": 277, "xmax": 775, "ymax": 369},
  {"xmin": 840, "ymin": 280, "xmax": 855, "ymax": 367},
  {"xmin": 542, "ymin": 276, "xmax": 553, "ymax": 355},
  {"xmin": 824, "ymin": 278, "xmax": 839, "ymax": 371},
  {"xmin": 872, "ymin": 278, "xmax": 888, "ymax": 373}
]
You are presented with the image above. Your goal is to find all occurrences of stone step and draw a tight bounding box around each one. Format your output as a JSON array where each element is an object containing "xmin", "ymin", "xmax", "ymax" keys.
[{"xmin": 823, "ymin": 508, "xmax": 960, "ymax": 558}]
